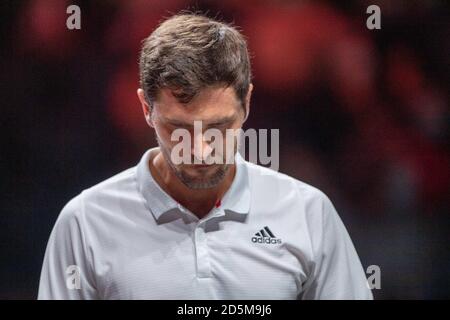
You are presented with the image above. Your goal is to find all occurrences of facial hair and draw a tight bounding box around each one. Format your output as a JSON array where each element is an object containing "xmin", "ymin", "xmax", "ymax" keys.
[{"xmin": 155, "ymin": 135, "xmax": 236, "ymax": 190}]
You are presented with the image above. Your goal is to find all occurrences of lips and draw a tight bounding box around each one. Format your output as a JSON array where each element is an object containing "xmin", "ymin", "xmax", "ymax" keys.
[
  {"xmin": 193, "ymin": 164, "xmax": 212, "ymax": 168},
  {"xmin": 187, "ymin": 163, "xmax": 217, "ymax": 169}
]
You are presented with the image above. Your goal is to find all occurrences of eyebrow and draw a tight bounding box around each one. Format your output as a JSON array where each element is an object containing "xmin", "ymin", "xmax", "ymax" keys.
[{"xmin": 162, "ymin": 115, "xmax": 237, "ymax": 128}]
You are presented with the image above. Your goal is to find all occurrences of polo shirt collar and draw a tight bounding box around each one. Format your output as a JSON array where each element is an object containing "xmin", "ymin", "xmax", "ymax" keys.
[{"xmin": 136, "ymin": 147, "xmax": 251, "ymax": 223}]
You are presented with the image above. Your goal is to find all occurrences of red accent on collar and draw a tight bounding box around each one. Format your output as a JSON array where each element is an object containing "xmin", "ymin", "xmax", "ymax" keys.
[{"xmin": 215, "ymin": 199, "xmax": 221, "ymax": 208}]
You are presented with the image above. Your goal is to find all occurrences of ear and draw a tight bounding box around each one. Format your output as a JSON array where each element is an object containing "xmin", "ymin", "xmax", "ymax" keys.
[
  {"xmin": 137, "ymin": 88, "xmax": 154, "ymax": 127},
  {"xmin": 243, "ymin": 83, "xmax": 253, "ymax": 123}
]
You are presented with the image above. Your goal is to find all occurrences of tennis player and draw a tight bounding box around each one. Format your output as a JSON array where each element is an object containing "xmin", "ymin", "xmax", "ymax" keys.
[{"xmin": 38, "ymin": 13, "xmax": 373, "ymax": 300}]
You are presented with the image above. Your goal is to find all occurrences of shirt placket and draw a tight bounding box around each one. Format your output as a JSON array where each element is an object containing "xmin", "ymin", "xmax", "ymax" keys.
[
  {"xmin": 178, "ymin": 204, "xmax": 225, "ymax": 279},
  {"xmin": 193, "ymin": 222, "xmax": 212, "ymax": 278}
]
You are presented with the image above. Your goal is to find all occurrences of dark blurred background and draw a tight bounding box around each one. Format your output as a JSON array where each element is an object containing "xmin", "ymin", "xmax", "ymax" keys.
[{"xmin": 1, "ymin": 0, "xmax": 449, "ymax": 299}]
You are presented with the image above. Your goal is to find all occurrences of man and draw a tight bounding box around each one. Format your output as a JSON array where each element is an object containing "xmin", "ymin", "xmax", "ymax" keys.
[{"xmin": 38, "ymin": 13, "xmax": 373, "ymax": 300}]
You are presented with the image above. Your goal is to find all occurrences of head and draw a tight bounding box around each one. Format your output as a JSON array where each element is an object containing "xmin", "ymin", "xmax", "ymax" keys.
[{"xmin": 137, "ymin": 13, "xmax": 253, "ymax": 189}]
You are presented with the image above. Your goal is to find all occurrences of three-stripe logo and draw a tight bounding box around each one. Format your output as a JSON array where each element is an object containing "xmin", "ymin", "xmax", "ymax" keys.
[{"xmin": 252, "ymin": 226, "xmax": 282, "ymax": 244}]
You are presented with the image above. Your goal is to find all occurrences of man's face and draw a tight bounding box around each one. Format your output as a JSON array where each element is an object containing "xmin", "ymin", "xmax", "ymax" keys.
[{"xmin": 144, "ymin": 85, "xmax": 249, "ymax": 189}]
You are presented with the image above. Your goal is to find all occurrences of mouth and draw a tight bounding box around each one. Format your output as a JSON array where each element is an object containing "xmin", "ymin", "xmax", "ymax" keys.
[
  {"xmin": 185, "ymin": 163, "xmax": 218, "ymax": 171},
  {"xmin": 191, "ymin": 164, "xmax": 213, "ymax": 169}
]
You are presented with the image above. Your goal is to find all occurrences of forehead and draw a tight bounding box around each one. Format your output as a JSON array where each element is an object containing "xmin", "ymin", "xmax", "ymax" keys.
[{"xmin": 153, "ymin": 85, "xmax": 241, "ymax": 121}]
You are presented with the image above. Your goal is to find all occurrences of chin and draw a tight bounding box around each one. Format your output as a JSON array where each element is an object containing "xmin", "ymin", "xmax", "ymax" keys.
[{"xmin": 178, "ymin": 164, "xmax": 228, "ymax": 188}]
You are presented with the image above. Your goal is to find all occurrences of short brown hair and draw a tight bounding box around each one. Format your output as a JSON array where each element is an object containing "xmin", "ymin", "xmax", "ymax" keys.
[{"xmin": 139, "ymin": 13, "xmax": 252, "ymax": 109}]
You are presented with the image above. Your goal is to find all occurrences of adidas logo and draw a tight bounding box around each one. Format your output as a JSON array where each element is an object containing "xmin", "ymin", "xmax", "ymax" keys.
[{"xmin": 251, "ymin": 226, "xmax": 282, "ymax": 244}]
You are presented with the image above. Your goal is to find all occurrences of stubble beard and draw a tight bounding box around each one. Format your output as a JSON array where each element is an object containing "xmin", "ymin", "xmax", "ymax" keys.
[{"xmin": 155, "ymin": 136, "xmax": 235, "ymax": 190}]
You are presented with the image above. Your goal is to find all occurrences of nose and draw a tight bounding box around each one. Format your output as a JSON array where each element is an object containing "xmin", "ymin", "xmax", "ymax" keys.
[{"xmin": 192, "ymin": 132, "xmax": 213, "ymax": 164}]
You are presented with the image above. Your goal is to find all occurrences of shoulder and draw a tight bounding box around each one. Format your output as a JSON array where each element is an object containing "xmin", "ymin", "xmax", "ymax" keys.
[
  {"xmin": 243, "ymin": 160, "xmax": 340, "ymax": 233},
  {"xmin": 244, "ymin": 160, "xmax": 331, "ymax": 207},
  {"xmin": 82, "ymin": 167, "xmax": 137, "ymax": 200},
  {"xmin": 57, "ymin": 166, "xmax": 138, "ymax": 225}
]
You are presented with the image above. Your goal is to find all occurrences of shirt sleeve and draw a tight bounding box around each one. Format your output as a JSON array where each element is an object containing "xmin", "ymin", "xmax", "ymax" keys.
[
  {"xmin": 299, "ymin": 192, "xmax": 373, "ymax": 300},
  {"xmin": 38, "ymin": 195, "xmax": 98, "ymax": 300}
]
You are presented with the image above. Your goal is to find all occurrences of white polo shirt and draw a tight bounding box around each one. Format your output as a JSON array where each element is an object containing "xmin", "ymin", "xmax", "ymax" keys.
[{"xmin": 38, "ymin": 147, "xmax": 373, "ymax": 300}]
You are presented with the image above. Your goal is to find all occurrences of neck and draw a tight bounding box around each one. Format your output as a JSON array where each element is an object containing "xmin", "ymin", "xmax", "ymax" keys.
[{"xmin": 149, "ymin": 150, "xmax": 236, "ymax": 219}]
